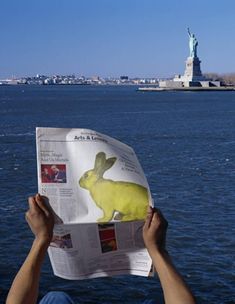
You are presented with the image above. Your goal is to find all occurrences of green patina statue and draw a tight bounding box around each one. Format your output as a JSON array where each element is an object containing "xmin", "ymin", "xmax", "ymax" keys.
[{"xmin": 187, "ymin": 28, "xmax": 198, "ymax": 58}]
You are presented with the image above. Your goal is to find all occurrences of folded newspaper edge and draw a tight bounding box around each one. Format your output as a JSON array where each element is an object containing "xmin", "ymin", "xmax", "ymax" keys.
[{"xmin": 36, "ymin": 127, "xmax": 153, "ymax": 279}]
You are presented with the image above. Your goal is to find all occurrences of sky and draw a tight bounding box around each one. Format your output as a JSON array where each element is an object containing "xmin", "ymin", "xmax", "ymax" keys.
[{"xmin": 0, "ymin": 0, "xmax": 235, "ymax": 78}]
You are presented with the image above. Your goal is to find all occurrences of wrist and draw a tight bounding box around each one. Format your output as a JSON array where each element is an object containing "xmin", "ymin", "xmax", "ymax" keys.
[
  {"xmin": 34, "ymin": 236, "xmax": 51, "ymax": 248},
  {"xmin": 28, "ymin": 238, "xmax": 49, "ymax": 265},
  {"xmin": 147, "ymin": 244, "xmax": 168, "ymax": 257}
]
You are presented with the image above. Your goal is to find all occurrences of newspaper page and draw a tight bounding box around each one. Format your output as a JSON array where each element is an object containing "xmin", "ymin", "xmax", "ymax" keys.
[{"xmin": 36, "ymin": 127, "xmax": 153, "ymax": 280}]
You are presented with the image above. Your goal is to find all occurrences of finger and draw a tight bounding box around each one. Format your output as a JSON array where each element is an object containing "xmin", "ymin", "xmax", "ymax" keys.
[
  {"xmin": 25, "ymin": 211, "xmax": 29, "ymax": 221},
  {"xmin": 153, "ymin": 210, "xmax": 168, "ymax": 231},
  {"xmin": 25, "ymin": 211, "xmax": 33, "ymax": 225},
  {"xmin": 156, "ymin": 210, "xmax": 168, "ymax": 228},
  {"xmin": 154, "ymin": 208, "xmax": 165, "ymax": 222},
  {"xmin": 153, "ymin": 207, "xmax": 162, "ymax": 216},
  {"xmin": 144, "ymin": 206, "xmax": 154, "ymax": 229},
  {"xmin": 40, "ymin": 195, "xmax": 54, "ymax": 213},
  {"xmin": 151, "ymin": 212, "xmax": 161, "ymax": 226},
  {"xmin": 35, "ymin": 193, "xmax": 51, "ymax": 217},
  {"xmin": 28, "ymin": 196, "xmax": 41, "ymax": 213}
]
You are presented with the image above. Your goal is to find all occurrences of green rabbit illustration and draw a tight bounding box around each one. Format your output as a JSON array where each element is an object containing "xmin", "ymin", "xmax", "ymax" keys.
[{"xmin": 79, "ymin": 152, "xmax": 149, "ymax": 222}]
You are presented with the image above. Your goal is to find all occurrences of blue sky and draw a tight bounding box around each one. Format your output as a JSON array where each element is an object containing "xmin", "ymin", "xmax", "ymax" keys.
[{"xmin": 0, "ymin": 0, "xmax": 234, "ymax": 78}]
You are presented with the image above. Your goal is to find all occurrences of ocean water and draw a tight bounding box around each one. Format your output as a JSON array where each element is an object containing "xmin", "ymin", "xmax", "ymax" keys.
[{"xmin": 0, "ymin": 85, "xmax": 234, "ymax": 304}]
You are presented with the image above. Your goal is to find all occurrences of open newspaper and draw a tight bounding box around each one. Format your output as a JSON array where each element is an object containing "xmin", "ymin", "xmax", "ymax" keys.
[{"xmin": 36, "ymin": 127, "xmax": 153, "ymax": 280}]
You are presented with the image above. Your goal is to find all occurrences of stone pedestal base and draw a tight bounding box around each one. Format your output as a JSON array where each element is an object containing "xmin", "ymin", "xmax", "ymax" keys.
[
  {"xmin": 183, "ymin": 56, "xmax": 204, "ymax": 81},
  {"xmin": 159, "ymin": 80, "xmax": 221, "ymax": 88}
]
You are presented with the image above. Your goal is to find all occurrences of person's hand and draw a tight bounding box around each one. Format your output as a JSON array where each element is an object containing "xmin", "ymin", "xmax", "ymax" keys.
[
  {"xmin": 25, "ymin": 194, "xmax": 54, "ymax": 245},
  {"xmin": 143, "ymin": 206, "xmax": 168, "ymax": 254}
]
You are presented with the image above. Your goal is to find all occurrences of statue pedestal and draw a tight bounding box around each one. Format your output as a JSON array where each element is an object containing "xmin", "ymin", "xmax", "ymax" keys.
[
  {"xmin": 171, "ymin": 56, "xmax": 208, "ymax": 87},
  {"xmin": 183, "ymin": 56, "xmax": 204, "ymax": 81}
]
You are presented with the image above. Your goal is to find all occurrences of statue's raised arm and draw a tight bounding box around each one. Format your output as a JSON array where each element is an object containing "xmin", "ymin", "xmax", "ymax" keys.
[{"xmin": 187, "ymin": 27, "xmax": 191, "ymax": 37}]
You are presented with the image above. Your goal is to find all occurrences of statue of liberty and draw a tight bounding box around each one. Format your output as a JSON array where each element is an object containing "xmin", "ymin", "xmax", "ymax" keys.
[{"xmin": 187, "ymin": 28, "xmax": 198, "ymax": 58}]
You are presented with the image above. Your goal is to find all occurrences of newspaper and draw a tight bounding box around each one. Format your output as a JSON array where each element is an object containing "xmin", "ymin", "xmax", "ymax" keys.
[{"xmin": 36, "ymin": 127, "xmax": 153, "ymax": 280}]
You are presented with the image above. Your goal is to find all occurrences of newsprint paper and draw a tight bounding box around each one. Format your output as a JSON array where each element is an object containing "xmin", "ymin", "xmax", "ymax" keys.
[{"xmin": 36, "ymin": 127, "xmax": 153, "ymax": 280}]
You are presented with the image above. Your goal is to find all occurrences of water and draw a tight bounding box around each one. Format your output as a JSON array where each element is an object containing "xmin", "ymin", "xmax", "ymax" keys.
[{"xmin": 0, "ymin": 85, "xmax": 234, "ymax": 303}]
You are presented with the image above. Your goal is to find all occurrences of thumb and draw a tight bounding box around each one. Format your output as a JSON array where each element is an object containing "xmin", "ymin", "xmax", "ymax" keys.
[
  {"xmin": 35, "ymin": 194, "xmax": 51, "ymax": 217},
  {"xmin": 143, "ymin": 206, "xmax": 154, "ymax": 229},
  {"xmin": 28, "ymin": 196, "xmax": 41, "ymax": 213}
]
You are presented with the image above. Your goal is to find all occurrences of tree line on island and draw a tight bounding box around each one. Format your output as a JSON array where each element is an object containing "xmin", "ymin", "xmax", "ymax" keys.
[{"xmin": 203, "ymin": 73, "xmax": 235, "ymax": 86}]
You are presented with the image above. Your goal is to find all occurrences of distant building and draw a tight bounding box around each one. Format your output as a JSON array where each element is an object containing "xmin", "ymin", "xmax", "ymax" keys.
[{"xmin": 120, "ymin": 76, "xmax": 129, "ymax": 81}]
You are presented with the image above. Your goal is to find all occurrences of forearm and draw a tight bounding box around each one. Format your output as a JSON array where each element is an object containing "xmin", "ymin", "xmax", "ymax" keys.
[
  {"xmin": 148, "ymin": 247, "xmax": 196, "ymax": 304},
  {"xmin": 6, "ymin": 238, "xmax": 49, "ymax": 304}
]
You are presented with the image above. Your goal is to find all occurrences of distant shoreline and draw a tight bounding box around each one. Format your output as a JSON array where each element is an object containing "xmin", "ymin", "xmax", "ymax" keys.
[
  {"xmin": 0, "ymin": 83, "xmax": 155, "ymax": 87},
  {"xmin": 138, "ymin": 86, "xmax": 235, "ymax": 92}
]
